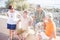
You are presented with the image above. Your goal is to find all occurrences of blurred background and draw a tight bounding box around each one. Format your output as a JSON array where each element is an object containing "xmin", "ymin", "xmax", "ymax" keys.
[{"xmin": 0, "ymin": 0, "xmax": 60, "ymax": 40}]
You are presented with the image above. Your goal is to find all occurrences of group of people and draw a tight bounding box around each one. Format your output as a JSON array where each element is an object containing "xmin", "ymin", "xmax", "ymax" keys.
[{"xmin": 6, "ymin": 5, "xmax": 56, "ymax": 40}]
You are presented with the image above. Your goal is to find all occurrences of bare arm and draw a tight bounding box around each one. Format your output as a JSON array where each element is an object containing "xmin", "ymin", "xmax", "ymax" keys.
[{"xmin": 5, "ymin": 13, "xmax": 9, "ymax": 17}]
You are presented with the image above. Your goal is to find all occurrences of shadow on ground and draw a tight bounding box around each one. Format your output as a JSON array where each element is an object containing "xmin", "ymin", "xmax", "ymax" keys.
[{"xmin": 0, "ymin": 33, "xmax": 18, "ymax": 40}]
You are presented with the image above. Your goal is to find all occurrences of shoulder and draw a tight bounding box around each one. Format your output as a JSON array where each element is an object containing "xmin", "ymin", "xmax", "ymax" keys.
[
  {"xmin": 42, "ymin": 10, "xmax": 46, "ymax": 14},
  {"xmin": 42, "ymin": 10, "xmax": 46, "ymax": 16},
  {"xmin": 15, "ymin": 10, "xmax": 19, "ymax": 14},
  {"xmin": 15, "ymin": 10, "xmax": 21, "ymax": 15},
  {"xmin": 7, "ymin": 10, "xmax": 10, "ymax": 13},
  {"xmin": 28, "ymin": 16, "xmax": 33, "ymax": 21}
]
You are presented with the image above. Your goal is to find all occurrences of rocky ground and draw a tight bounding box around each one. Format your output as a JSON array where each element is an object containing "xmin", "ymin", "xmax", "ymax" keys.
[{"xmin": 0, "ymin": 15, "xmax": 60, "ymax": 40}]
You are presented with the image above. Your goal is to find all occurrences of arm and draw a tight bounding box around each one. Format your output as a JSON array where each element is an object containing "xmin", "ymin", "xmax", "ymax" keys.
[
  {"xmin": 28, "ymin": 17, "xmax": 33, "ymax": 26},
  {"xmin": 17, "ymin": 12, "xmax": 21, "ymax": 24},
  {"xmin": 5, "ymin": 12, "xmax": 9, "ymax": 17},
  {"xmin": 28, "ymin": 20, "xmax": 32, "ymax": 26},
  {"xmin": 43, "ymin": 22, "xmax": 46, "ymax": 30},
  {"xmin": 17, "ymin": 19, "xmax": 21, "ymax": 24},
  {"xmin": 16, "ymin": 19, "xmax": 21, "ymax": 29},
  {"xmin": 43, "ymin": 17, "xmax": 47, "ymax": 30}
]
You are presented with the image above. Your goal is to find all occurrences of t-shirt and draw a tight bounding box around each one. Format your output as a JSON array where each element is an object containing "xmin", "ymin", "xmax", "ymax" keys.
[
  {"xmin": 34, "ymin": 10, "xmax": 46, "ymax": 24},
  {"xmin": 18, "ymin": 16, "xmax": 32, "ymax": 30},
  {"xmin": 7, "ymin": 10, "xmax": 20, "ymax": 24},
  {"xmin": 44, "ymin": 19, "xmax": 56, "ymax": 38}
]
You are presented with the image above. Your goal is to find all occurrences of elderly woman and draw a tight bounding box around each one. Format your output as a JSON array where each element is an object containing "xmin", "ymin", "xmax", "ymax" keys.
[{"xmin": 43, "ymin": 13, "xmax": 56, "ymax": 40}]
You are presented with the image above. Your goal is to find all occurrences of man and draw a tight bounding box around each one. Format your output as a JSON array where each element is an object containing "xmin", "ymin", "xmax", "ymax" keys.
[
  {"xmin": 16, "ymin": 10, "xmax": 33, "ymax": 40},
  {"xmin": 33, "ymin": 5, "xmax": 46, "ymax": 31},
  {"xmin": 34, "ymin": 5, "xmax": 46, "ymax": 24},
  {"xmin": 32, "ymin": 5, "xmax": 46, "ymax": 40}
]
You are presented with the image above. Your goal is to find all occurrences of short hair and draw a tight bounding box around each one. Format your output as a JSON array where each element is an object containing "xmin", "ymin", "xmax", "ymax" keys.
[
  {"xmin": 24, "ymin": 11, "xmax": 28, "ymax": 13},
  {"xmin": 37, "ymin": 5, "xmax": 41, "ymax": 8},
  {"xmin": 46, "ymin": 13, "xmax": 53, "ymax": 19},
  {"xmin": 23, "ymin": 9, "xmax": 28, "ymax": 13}
]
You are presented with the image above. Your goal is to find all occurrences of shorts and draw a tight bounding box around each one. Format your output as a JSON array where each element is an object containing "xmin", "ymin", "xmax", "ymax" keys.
[
  {"xmin": 17, "ymin": 29, "xmax": 27, "ymax": 35},
  {"xmin": 7, "ymin": 24, "xmax": 16, "ymax": 30}
]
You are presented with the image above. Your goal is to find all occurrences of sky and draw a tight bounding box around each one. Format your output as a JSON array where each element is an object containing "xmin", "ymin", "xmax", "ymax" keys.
[
  {"xmin": 0, "ymin": 0, "xmax": 60, "ymax": 8},
  {"xmin": 27, "ymin": 0, "xmax": 60, "ymax": 8}
]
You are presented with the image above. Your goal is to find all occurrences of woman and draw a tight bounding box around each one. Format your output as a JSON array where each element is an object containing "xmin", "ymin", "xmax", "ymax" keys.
[
  {"xmin": 7, "ymin": 5, "xmax": 20, "ymax": 40},
  {"xmin": 44, "ymin": 13, "xmax": 56, "ymax": 40}
]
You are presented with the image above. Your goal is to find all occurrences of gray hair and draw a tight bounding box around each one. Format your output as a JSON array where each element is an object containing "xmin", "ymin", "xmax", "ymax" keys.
[{"xmin": 46, "ymin": 12, "xmax": 53, "ymax": 19}]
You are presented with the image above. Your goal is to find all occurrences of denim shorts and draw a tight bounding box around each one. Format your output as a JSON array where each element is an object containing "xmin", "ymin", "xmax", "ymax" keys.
[{"xmin": 7, "ymin": 24, "xmax": 16, "ymax": 30}]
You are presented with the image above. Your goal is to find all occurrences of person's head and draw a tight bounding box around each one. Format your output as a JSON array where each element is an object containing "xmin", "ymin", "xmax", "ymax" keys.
[
  {"xmin": 8, "ymin": 5, "xmax": 15, "ymax": 13},
  {"xmin": 45, "ymin": 13, "xmax": 53, "ymax": 20},
  {"xmin": 8, "ymin": 5, "xmax": 14, "ymax": 12},
  {"xmin": 36, "ymin": 5, "xmax": 42, "ymax": 12},
  {"xmin": 23, "ymin": 10, "xmax": 28, "ymax": 17}
]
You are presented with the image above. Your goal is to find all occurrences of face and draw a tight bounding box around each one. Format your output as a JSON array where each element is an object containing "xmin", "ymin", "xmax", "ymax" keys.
[
  {"xmin": 46, "ymin": 15, "xmax": 51, "ymax": 20},
  {"xmin": 11, "ymin": 6, "xmax": 14, "ymax": 10},
  {"xmin": 36, "ymin": 7, "xmax": 42, "ymax": 12},
  {"xmin": 10, "ymin": 6, "xmax": 14, "ymax": 12},
  {"xmin": 24, "ymin": 13, "xmax": 27, "ymax": 15},
  {"xmin": 23, "ymin": 11, "xmax": 28, "ymax": 17}
]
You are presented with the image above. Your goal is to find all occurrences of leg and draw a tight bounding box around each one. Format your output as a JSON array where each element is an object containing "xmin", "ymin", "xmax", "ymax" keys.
[
  {"xmin": 15, "ymin": 30, "xmax": 21, "ymax": 40},
  {"xmin": 9, "ymin": 30, "xmax": 12, "ymax": 40},
  {"xmin": 21, "ymin": 34, "xmax": 26, "ymax": 40},
  {"xmin": 21, "ymin": 32, "xmax": 28, "ymax": 40},
  {"xmin": 36, "ymin": 34, "xmax": 42, "ymax": 40},
  {"xmin": 38, "ymin": 35, "xmax": 42, "ymax": 40},
  {"xmin": 9, "ymin": 30, "xmax": 14, "ymax": 40},
  {"xmin": 17, "ymin": 33, "xmax": 21, "ymax": 40}
]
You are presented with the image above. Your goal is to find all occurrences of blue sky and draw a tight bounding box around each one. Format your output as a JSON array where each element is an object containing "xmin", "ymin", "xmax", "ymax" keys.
[{"xmin": 0, "ymin": 0, "xmax": 60, "ymax": 8}]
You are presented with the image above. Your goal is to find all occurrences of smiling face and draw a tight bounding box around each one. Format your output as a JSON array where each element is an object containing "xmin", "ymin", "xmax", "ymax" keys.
[{"xmin": 23, "ymin": 11, "xmax": 28, "ymax": 18}]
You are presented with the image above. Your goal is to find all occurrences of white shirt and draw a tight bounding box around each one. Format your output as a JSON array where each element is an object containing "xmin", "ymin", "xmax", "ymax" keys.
[
  {"xmin": 18, "ymin": 16, "xmax": 32, "ymax": 30},
  {"xmin": 7, "ymin": 10, "xmax": 20, "ymax": 24}
]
